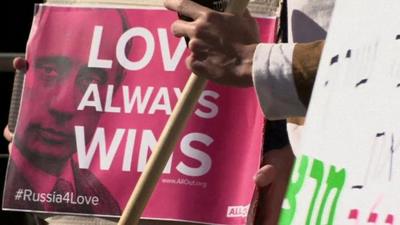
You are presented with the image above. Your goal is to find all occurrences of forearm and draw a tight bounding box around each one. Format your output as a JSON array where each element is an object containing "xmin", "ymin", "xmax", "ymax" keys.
[
  {"xmin": 292, "ymin": 40, "xmax": 324, "ymax": 107},
  {"xmin": 252, "ymin": 43, "xmax": 306, "ymax": 120}
]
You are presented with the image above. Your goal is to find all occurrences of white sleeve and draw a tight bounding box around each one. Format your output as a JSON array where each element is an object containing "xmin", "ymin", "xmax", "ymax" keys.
[{"xmin": 252, "ymin": 43, "xmax": 306, "ymax": 120}]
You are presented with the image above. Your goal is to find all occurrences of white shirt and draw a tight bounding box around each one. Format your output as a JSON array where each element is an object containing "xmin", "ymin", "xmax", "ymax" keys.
[{"xmin": 252, "ymin": 0, "xmax": 335, "ymax": 120}]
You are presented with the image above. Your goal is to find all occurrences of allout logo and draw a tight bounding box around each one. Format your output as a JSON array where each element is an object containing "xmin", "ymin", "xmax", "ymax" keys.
[{"xmin": 226, "ymin": 204, "xmax": 249, "ymax": 218}]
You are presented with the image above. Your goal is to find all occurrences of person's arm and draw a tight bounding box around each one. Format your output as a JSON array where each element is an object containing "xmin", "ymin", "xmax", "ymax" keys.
[
  {"xmin": 251, "ymin": 120, "xmax": 294, "ymax": 225},
  {"xmin": 292, "ymin": 41, "xmax": 324, "ymax": 108},
  {"xmin": 4, "ymin": 125, "xmax": 13, "ymax": 153},
  {"xmin": 164, "ymin": 0, "xmax": 324, "ymax": 119},
  {"xmin": 253, "ymin": 40, "xmax": 324, "ymax": 120},
  {"xmin": 253, "ymin": 144, "xmax": 294, "ymax": 225},
  {"xmin": 252, "ymin": 43, "xmax": 304, "ymax": 120}
]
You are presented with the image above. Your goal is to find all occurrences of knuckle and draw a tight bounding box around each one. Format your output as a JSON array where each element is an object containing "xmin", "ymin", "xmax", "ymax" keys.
[
  {"xmin": 176, "ymin": 0, "xmax": 186, "ymax": 12},
  {"xmin": 202, "ymin": 11, "xmax": 220, "ymax": 23},
  {"xmin": 170, "ymin": 22, "xmax": 180, "ymax": 36},
  {"xmin": 192, "ymin": 23, "xmax": 207, "ymax": 38},
  {"xmin": 192, "ymin": 26, "xmax": 201, "ymax": 38},
  {"xmin": 190, "ymin": 41, "xmax": 208, "ymax": 55},
  {"xmin": 185, "ymin": 55, "xmax": 194, "ymax": 69},
  {"xmin": 188, "ymin": 39, "xmax": 199, "ymax": 50}
]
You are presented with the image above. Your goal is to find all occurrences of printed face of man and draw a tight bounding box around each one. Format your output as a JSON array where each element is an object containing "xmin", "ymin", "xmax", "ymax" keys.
[{"xmin": 14, "ymin": 7, "xmax": 126, "ymax": 166}]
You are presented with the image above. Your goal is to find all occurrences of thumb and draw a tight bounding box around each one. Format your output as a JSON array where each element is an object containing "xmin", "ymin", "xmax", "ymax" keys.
[
  {"xmin": 13, "ymin": 57, "xmax": 28, "ymax": 71},
  {"xmin": 253, "ymin": 164, "xmax": 276, "ymax": 188},
  {"xmin": 4, "ymin": 125, "xmax": 13, "ymax": 142},
  {"xmin": 8, "ymin": 142, "xmax": 13, "ymax": 154}
]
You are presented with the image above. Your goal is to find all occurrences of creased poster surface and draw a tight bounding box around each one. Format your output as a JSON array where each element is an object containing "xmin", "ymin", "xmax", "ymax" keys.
[
  {"xmin": 279, "ymin": 0, "xmax": 400, "ymax": 224},
  {"xmin": 2, "ymin": 4, "xmax": 277, "ymax": 224}
]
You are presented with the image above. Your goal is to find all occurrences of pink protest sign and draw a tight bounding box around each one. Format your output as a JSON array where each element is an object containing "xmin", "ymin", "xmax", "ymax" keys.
[{"xmin": 2, "ymin": 4, "xmax": 277, "ymax": 224}]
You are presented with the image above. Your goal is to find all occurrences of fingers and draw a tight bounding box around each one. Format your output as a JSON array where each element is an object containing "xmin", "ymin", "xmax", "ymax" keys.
[
  {"xmin": 187, "ymin": 55, "xmax": 219, "ymax": 81},
  {"xmin": 169, "ymin": 4, "xmax": 221, "ymax": 41},
  {"xmin": 185, "ymin": 39, "xmax": 213, "ymax": 72},
  {"xmin": 3, "ymin": 125, "xmax": 13, "ymax": 142},
  {"xmin": 8, "ymin": 143, "xmax": 13, "ymax": 154},
  {"xmin": 4, "ymin": 126, "xmax": 13, "ymax": 154},
  {"xmin": 167, "ymin": 0, "xmax": 224, "ymax": 41},
  {"xmin": 13, "ymin": 57, "xmax": 28, "ymax": 71},
  {"xmin": 186, "ymin": 54, "xmax": 208, "ymax": 76},
  {"xmin": 189, "ymin": 38, "xmax": 213, "ymax": 61},
  {"xmin": 253, "ymin": 164, "xmax": 277, "ymax": 188},
  {"xmin": 164, "ymin": 0, "xmax": 209, "ymax": 20},
  {"xmin": 171, "ymin": 19, "xmax": 194, "ymax": 37}
]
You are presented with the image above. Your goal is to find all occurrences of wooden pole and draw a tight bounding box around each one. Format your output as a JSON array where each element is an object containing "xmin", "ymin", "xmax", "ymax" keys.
[{"xmin": 118, "ymin": 1, "xmax": 250, "ymax": 225}]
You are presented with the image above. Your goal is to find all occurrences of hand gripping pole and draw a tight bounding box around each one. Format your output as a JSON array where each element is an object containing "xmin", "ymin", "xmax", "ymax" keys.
[{"xmin": 118, "ymin": 1, "xmax": 250, "ymax": 224}]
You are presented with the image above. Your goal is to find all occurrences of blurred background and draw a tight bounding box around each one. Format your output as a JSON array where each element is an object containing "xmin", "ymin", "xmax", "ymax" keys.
[{"xmin": 0, "ymin": 1, "xmax": 43, "ymax": 223}]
